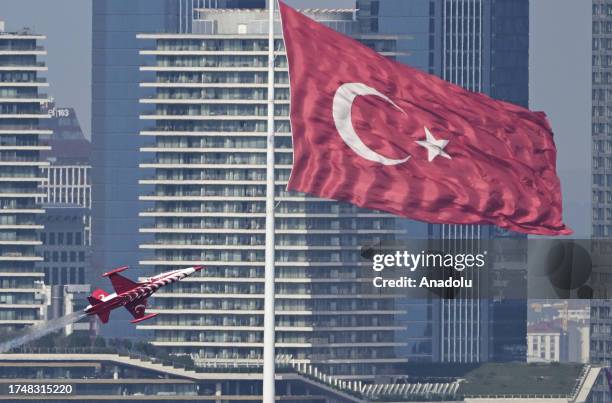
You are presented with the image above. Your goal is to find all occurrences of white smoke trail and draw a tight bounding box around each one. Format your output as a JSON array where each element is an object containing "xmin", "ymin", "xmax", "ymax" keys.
[{"xmin": 0, "ymin": 310, "xmax": 87, "ymax": 353}]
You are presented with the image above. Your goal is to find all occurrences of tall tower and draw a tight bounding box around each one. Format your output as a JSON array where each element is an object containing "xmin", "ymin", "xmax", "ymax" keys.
[
  {"xmin": 435, "ymin": 0, "xmax": 529, "ymax": 364},
  {"xmin": 91, "ymin": 0, "xmax": 265, "ymax": 335},
  {"xmin": 357, "ymin": 0, "xmax": 529, "ymax": 363},
  {"xmin": 36, "ymin": 107, "xmax": 92, "ymax": 327},
  {"xmin": 137, "ymin": 6, "xmax": 410, "ymax": 379},
  {"xmin": 0, "ymin": 24, "xmax": 51, "ymax": 331},
  {"xmin": 593, "ymin": 1, "xmax": 612, "ymax": 239},
  {"xmin": 91, "ymin": 0, "xmax": 179, "ymax": 300},
  {"xmin": 590, "ymin": 2, "xmax": 612, "ymax": 402}
]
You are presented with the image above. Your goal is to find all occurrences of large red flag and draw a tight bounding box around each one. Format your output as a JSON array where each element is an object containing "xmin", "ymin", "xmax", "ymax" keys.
[{"xmin": 279, "ymin": 2, "xmax": 571, "ymax": 236}]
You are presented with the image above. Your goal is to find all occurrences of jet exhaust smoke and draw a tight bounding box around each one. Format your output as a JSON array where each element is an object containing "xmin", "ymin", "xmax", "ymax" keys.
[{"xmin": 0, "ymin": 310, "xmax": 87, "ymax": 353}]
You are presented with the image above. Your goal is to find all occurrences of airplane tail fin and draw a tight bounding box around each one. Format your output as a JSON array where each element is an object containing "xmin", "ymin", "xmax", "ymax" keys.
[
  {"xmin": 87, "ymin": 289, "xmax": 111, "ymax": 323},
  {"xmin": 87, "ymin": 295, "xmax": 101, "ymax": 306}
]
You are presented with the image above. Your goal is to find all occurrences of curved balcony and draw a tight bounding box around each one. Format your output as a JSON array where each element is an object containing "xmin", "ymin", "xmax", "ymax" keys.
[
  {"xmin": 141, "ymin": 82, "xmax": 289, "ymax": 88},
  {"xmin": 140, "ymin": 98, "xmax": 290, "ymax": 105},
  {"xmin": 139, "ymin": 148, "xmax": 291, "ymax": 155},
  {"xmin": 0, "ymin": 80, "xmax": 49, "ymax": 87},
  {"xmin": 140, "ymin": 114, "xmax": 289, "ymax": 121},
  {"xmin": 0, "ymin": 255, "xmax": 43, "ymax": 262},
  {"xmin": 0, "ymin": 160, "xmax": 49, "ymax": 166},
  {"xmin": 141, "ymin": 66, "xmax": 289, "ymax": 73}
]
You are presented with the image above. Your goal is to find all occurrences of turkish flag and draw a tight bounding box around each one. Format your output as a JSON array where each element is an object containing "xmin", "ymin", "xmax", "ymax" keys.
[{"xmin": 279, "ymin": 2, "xmax": 571, "ymax": 235}]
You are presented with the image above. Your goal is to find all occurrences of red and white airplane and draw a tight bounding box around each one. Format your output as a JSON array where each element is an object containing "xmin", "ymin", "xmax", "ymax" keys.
[{"xmin": 85, "ymin": 266, "xmax": 203, "ymax": 324}]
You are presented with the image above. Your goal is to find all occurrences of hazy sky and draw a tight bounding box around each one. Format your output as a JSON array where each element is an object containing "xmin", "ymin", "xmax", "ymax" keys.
[
  {"xmin": 1, "ymin": 0, "xmax": 92, "ymax": 138},
  {"xmin": 0, "ymin": 0, "xmax": 592, "ymax": 235},
  {"xmin": 529, "ymin": 0, "xmax": 591, "ymax": 237}
]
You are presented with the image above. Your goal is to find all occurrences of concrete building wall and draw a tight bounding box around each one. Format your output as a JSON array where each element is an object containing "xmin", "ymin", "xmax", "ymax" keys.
[
  {"xmin": 0, "ymin": 27, "xmax": 51, "ymax": 331},
  {"xmin": 136, "ymin": 8, "xmax": 412, "ymax": 379}
]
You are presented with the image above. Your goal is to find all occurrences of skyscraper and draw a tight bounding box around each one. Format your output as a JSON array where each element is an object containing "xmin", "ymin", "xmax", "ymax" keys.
[
  {"xmin": 92, "ymin": 1, "xmax": 189, "ymax": 338},
  {"xmin": 92, "ymin": 0, "xmax": 179, "ymax": 291},
  {"xmin": 590, "ymin": 2, "xmax": 612, "ymax": 402},
  {"xmin": 358, "ymin": 0, "xmax": 529, "ymax": 364},
  {"xmin": 91, "ymin": 0, "xmax": 265, "ymax": 335},
  {"xmin": 34, "ymin": 102, "xmax": 93, "ymax": 331},
  {"xmin": 0, "ymin": 24, "xmax": 50, "ymax": 331},
  {"xmin": 437, "ymin": 0, "xmax": 529, "ymax": 363},
  {"xmin": 136, "ymin": 6, "xmax": 412, "ymax": 379},
  {"xmin": 593, "ymin": 1, "xmax": 612, "ymax": 239}
]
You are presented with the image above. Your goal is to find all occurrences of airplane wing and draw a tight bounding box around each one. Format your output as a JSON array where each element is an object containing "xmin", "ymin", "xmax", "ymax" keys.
[
  {"xmin": 102, "ymin": 266, "xmax": 140, "ymax": 294},
  {"xmin": 124, "ymin": 298, "xmax": 158, "ymax": 324},
  {"xmin": 125, "ymin": 298, "xmax": 147, "ymax": 320}
]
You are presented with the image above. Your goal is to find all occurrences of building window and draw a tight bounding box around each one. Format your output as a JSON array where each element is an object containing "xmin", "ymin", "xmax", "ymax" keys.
[
  {"xmin": 61, "ymin": 267, "xmax": 67, "ymax": 285},
  {"xmin": 370, "ymin": 0, "xmax": 379, "ymax": 16}
]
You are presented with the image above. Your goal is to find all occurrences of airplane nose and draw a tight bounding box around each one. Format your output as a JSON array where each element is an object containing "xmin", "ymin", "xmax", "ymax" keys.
[{"xmin": 193, "ymin": 266, "xmax": 204, "ymax": 272}]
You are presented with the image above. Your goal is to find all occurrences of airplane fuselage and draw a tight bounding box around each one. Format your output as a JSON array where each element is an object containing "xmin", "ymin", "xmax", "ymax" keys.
[{"xmin": 85, "ymin": 266, "xmax": 202, "ymax": 324}]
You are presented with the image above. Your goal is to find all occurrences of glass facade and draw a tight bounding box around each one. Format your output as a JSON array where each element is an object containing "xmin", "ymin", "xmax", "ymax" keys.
[
  {"xmin": 593, "ymin": 1, "xmax": 612, "ymax": 238},
  {"xmin": 358, "ymin": 0, "xmax": 528, "ymax": 364},
  {"xmin": 0, "ymin": 30, "xmax": 50, "ymax": 330},
  {"xmin": 357, "ymin": 0, "xmax": 441, "ymax": 74},
  {"xmin": 436, "ymin": 0, "xmax": 528, "ymax": 363},
  {"xmin": 91, "ymin": 0, "xmax": 265, "ymax": 336},
  {"xmin": 35, "ymin": 164, "xmax": 91, "ymax": 291},
  {"xmin": 591, "ymin": 3, "xmax": 612, "ymax": 402},
  {"xmin": 137, "ymin": 9, "xmax": 410, "ymax": 379},
  {"xmin": 91, "ymin": 0, "xmax": 180, "ymax": 336}
]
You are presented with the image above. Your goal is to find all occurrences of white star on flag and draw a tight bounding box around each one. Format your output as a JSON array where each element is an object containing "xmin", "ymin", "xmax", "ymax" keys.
[{"xmin": 416, "ymin": 127, "xmax": 451, "ymax": 162}]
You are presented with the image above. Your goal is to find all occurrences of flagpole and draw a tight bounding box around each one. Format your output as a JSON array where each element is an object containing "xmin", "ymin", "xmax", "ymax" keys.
[{"xmin": 263, "ymin": 0, "xmax": 276, "ymax": 401}]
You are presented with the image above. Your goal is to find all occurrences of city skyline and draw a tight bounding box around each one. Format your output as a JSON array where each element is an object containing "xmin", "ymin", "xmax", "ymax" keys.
[
  {"xmin": 0, "ymin": 1, "xmax": 604, "ymax": 401},
  {"xmin": 0, "ymin": 0, "xmax": 590, "ymax": 236}
]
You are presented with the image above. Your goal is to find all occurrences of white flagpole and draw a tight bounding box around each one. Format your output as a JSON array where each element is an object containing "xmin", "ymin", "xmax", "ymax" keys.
[{"xmin": 263, "ymin": 0, "xmax": 276, "ymax": 401}]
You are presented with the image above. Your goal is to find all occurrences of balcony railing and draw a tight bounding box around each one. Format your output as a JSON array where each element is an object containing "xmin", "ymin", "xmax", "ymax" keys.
[{"xmin": 0, "ymin": 46, "xmax": 44, "ymax": 51}]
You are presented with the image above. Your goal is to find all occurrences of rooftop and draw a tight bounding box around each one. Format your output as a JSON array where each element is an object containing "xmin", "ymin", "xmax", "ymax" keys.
[
  {"xmin": 460, "ymin": 363, "xmax": 585, "ymax": 397},
  {"xmin": 0, "ymin": 351, "xmax": 595, "ymax": 402},
  {"xmin": 528, "ymin": 320, "xmax": 565, "ymax": 334}
]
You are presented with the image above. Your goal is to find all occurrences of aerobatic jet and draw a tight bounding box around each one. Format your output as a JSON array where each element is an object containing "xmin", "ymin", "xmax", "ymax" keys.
[{"xmin": 84, "ymin": 266, "xmax": 203, "ymax": 324}]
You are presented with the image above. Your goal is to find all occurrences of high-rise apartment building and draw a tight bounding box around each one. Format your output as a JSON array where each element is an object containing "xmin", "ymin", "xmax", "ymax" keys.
[
  {"xmin": 136, "ymin": 7, "xmax": 413, "ymax": 379},
  {"xmin": 435, "ymin": 0, "xmax": 529, "ymax": 364},
  {"xmin": 593, "ymin": 1, "xmax": 612, "ymax": 238},
  {"xmin": 590, "ymin": 2, "xmax": 612, "ymax": 402},
  {"xmin": 0, "ymin": 24, "xmax": 51, "ymax": 331}
]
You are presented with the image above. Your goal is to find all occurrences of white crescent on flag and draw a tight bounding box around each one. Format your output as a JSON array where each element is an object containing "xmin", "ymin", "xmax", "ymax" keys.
[{"xmin": 332, "ymin": 82, "xmax": 411, "ymax": 166}]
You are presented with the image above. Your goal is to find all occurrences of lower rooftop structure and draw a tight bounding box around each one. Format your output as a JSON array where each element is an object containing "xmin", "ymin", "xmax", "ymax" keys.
[{"xmin": 0, "ymin": 350, "xmax": 601, "ymax": 402}]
